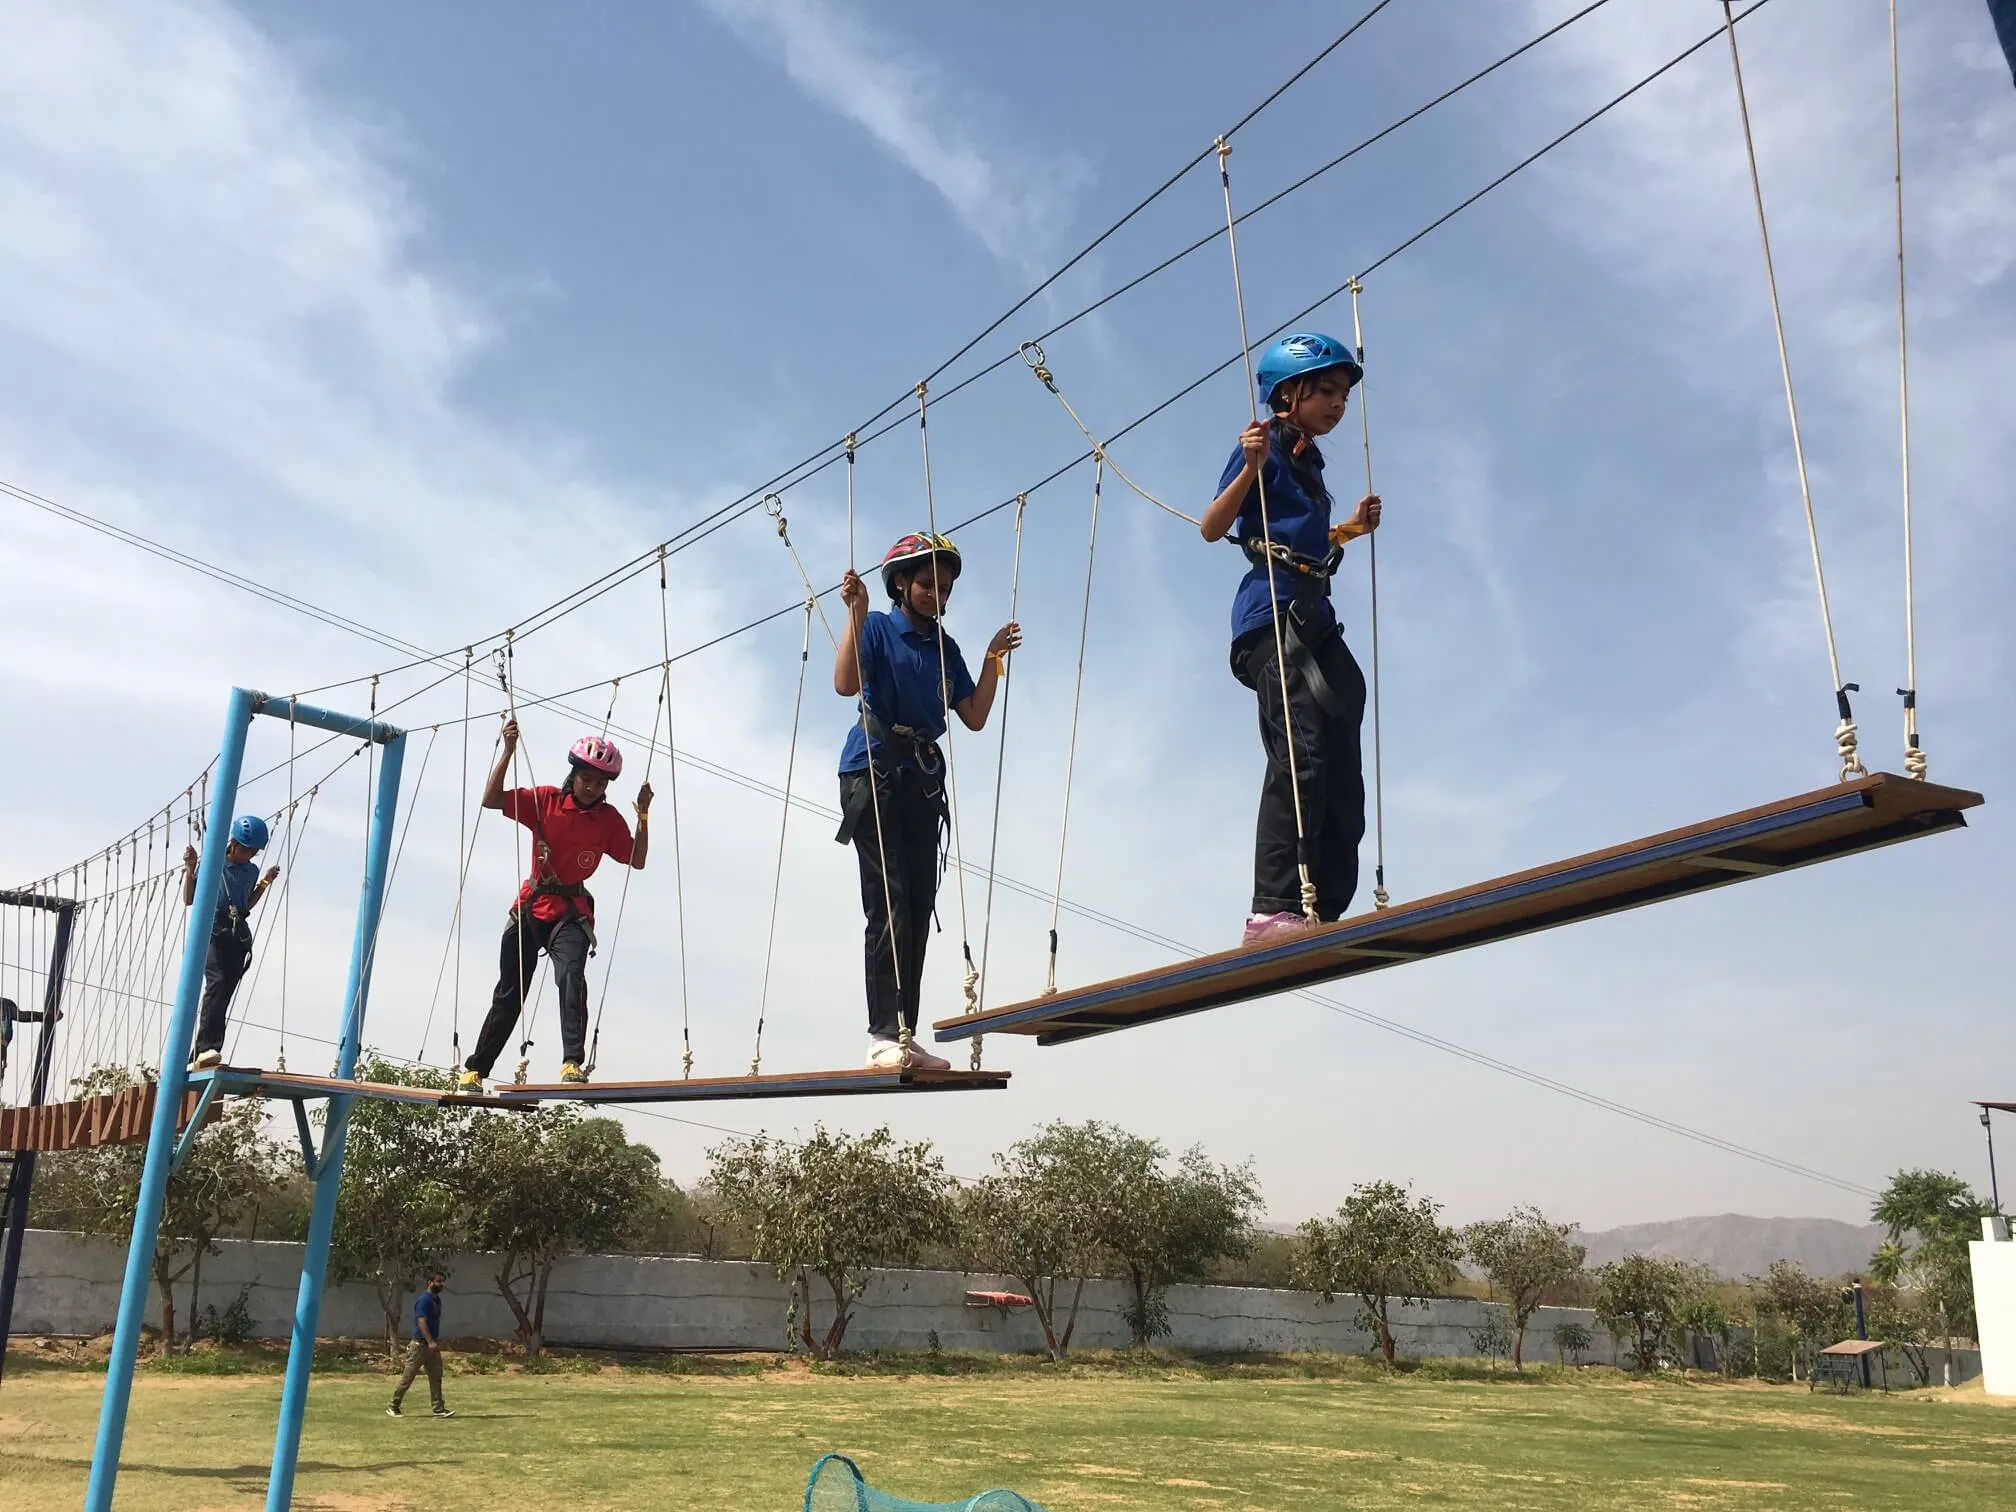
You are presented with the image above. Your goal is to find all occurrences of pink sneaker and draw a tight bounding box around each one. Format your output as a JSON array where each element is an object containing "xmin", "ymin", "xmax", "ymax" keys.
[{"xmin": 1242, "ymin": 911, "xmax": 1313, "ymax": 947}]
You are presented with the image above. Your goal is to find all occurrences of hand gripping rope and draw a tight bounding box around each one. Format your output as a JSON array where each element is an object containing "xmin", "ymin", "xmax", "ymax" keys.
[
  {"xmin": 1217, "ymin": 137, "xmax": 1320, "ymax": 924},
  {"xmin": 1347, "ymin": 278, "xmax": 1391, "ymax": 909},
  {"xmin": 1720, "ymin": 2, "xmax": 1864, "ymax": 783}
]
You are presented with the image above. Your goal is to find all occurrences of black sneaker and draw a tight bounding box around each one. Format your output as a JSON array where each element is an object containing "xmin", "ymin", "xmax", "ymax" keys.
[
  {"xmin": 385, "ymin": 1404, "xmax": 402, "ymax": 1417},
  {"xmin": 432, "ymin": 1405, "xmax": 455, "ymax": 1418}
]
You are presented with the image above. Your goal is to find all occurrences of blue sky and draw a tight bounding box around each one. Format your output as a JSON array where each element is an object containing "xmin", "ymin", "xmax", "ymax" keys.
[{"xmin": 2, "ymin": 0, "xmax": 2012, "ymax": 1230}]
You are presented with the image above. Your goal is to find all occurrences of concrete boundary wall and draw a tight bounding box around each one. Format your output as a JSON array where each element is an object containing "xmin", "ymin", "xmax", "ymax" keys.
[{"xmin": 13, "ymin": 1229, "xmax": 1630, "ymax": 1362}]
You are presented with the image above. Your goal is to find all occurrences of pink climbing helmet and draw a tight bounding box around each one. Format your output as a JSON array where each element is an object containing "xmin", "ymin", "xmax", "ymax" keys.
[{"xmin": 568, "ymin": 735, "xmax": 623, "ymax": 777}]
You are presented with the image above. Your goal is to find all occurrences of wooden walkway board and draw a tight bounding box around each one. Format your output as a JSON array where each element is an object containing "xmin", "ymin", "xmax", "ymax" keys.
[
  {"xmin": 196, "ymin": 1066, "xmax": 522, "ymax": 1110},
  {"xmin": 0, "ymin": 1084, "xmax": 202, "ymax": 1153},
  {"xmin": 933, "ymin": 771, "xmax": 1982, "ymax": 1048},
  {"xmin": 497, "ymin": 1065, "xmax": 1009, "ymax": 1106}
]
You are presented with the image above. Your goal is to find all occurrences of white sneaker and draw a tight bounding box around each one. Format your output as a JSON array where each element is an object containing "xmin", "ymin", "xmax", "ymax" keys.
[
  {"xmin": 188, "ymin": 1049, "xmax": 223, "ymax": 1072},
  {"xmin": 866, "ymin": 1037, "xmax": 907, "ymax": 1069},
  {"xmin": 907, "ymin": 1043, "xmax": 951, "ymax": 1072}
]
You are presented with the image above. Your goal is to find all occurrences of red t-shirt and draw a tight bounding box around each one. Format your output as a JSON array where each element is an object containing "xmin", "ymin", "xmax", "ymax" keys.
[{"xmin": 501, "ymin": 786, "xmax": 634, "ymax": 922}]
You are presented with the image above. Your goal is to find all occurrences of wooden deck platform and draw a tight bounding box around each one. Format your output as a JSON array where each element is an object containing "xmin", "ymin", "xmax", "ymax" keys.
[
  {"xmin": 496, "ymin": 1065, "xmax": 1009, "ymax": 1105},
  {"xmin": 0, "ymin": 1083, "xmax": 201, "ymax": 1153},
  {"xmin": 933, "ymin": 771, "xmax": 1982, "ymax": 1048}
]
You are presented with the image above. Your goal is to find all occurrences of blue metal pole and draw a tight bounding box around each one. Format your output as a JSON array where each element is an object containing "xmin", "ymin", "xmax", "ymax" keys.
[
  {"xmin": 86, "ymin": 687, "xmax": 256, "ymax": 1512},
  {"xmin": 264, "ymin": 728, "xmax": 406, "ymax": 1512}
]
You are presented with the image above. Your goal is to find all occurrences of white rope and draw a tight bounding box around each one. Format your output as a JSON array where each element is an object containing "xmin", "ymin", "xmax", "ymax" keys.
[
  {"xmin": 586, "ymin": 663, "xmax": 658, "ymax": 1075},
  {"xmin": 279, "ymin": 706, "xmax": 296, "ymax": 1064},
  {"xmin": 1217, "ymin": 137, "xmax": 1320, "ymax": 922},
  {"xmin": 917, "ymin": 381, "xmax": 981, "ymax": 1021},
  {"xmin": 1018, "ymin": 342, "xmax": 1201, "ymax": 527},
  {"xmin": 752, "ymin": 596, "xmax": 815, "ymax": 1077},
  {"xmin": 454, "ymin": 648, "xmax": 472, "ymax": 1065},
  {"xmin": 495, "ymin": 635, "xmax": 540, "ymax": 1083},
  {"xmin": 1046, "ymin": 459, "xmax": 1103, "ymax": 995},
  {"xmin": 649, "ymin": 547, "xmax": 696, "ymax": 1078},
  {"xmin": 973, "ymin": 493, "xmax": 1028, "ymax": 1069},
  {"xmin": 1889, "ymin": 0, "xmax": 1923, "ymax": 781},
  {"xmin": 1348, "ymin": 278, "xmax": 1390, "ymax": 910},
  {"xmin": 1720, "ymin": 3, "xmax": 1863, "ymax": 783}
]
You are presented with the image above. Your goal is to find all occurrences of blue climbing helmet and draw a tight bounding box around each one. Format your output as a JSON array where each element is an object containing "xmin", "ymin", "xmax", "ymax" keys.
[
  {"xmin": 1255, "ymin": 331, "xmax": 1362, "ymax": 411},
  {"xmin": 231, "ymin": 815, "xmax": 270, "ymax": 852}
]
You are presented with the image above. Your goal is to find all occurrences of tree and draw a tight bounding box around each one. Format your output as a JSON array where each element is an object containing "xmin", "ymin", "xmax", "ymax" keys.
[
  {"xmin": 462, "ymin": 1105, "xmax": 661, "ymax": 1357},
  {"xmin": 30, "ymin": 1066, "xmax": 285, "ymax": 1351},
  {"xmin": 1463, "ymin": 1206, "xmax": 1587, "ymax": 1370},
  {"xmin": 1094, "ymin": 1138, "xmax": 1262, "ymax": 1348},
  {"xmin": 329, "ymin": 1053, "xmax": 474, "ymax": 1351},
  {"xmin": 1753, "ymin": 1260, "xmax": 1849, "ymax": 1382},
  {"xmin": 1551, "ymin": 1320, "xmax": 1592, "ymax": 1367},
  {"xmin": 1293, "ymin": 1180, "xmax": 1461, "ymax": 1367},
  {"xmin": 707, "ymin": 1125, "xmax": 956, "ymax": 1359},
  {"xmin": 1870, "ymin": 1167, "xmax": 1988, "ymax": 1387},
  {"xmin": 1592, "ymin": 1255, "xmax": 1709, "ymax": 1371}
]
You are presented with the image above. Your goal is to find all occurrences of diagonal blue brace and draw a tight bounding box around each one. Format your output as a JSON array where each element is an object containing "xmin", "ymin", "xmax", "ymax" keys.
[
  {"xmin": 290, "ymin": 1099, "xmax": 324, "ymax": 1180},
  {"xmin": 168, "ymin": 1074, "xmax": 223, "ymax": 1172}
]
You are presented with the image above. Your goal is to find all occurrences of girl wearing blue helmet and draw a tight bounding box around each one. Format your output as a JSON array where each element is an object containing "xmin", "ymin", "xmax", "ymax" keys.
[
  {"xmin": 180, "ymin": 814, "xmax": 279, "ymax": 1069},
  {"xmin": 1200, "ymin": 332, "xmax": 1382, "ymax": 945}
]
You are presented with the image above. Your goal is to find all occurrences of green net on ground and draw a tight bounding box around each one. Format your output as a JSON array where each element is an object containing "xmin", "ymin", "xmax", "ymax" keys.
[{"xmin": 803, "ymin": 1454, "xmax": 1047, "ymax": 1512}]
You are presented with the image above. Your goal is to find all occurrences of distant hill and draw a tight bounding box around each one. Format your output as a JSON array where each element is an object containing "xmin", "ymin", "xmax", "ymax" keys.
[{"xmin": 1576, "ymin": 1214, "xmax": 1887, "ymax": 1280}]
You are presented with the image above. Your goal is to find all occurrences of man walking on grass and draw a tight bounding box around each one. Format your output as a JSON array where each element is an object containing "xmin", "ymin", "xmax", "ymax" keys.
[{"xmin": 387, "ymin": 1272, "xmax": 454, "ymax": 1419}]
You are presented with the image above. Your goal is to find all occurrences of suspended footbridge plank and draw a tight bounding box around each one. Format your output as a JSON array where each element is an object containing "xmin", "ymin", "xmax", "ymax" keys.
[
  {"xmin": 933, "ymin": 772, "xmax": 1982, "ymax": 1048},
  {"xmin": 0, "ymin": 1083, "xmax": 203, "ymax": 1153},
  {"xmin": 496, "ymin": 1065, "xmax": 1008, "ymax": 1105},
  {"xmin": 194, "ymin": 1066, "xmax": 525, "ymax": 1110}
]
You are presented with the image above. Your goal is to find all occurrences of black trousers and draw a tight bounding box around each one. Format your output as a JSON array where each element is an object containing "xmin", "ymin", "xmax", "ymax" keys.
[
  {"xmin": 839, "ymin": 766, "xmax": 943, "ymax": 1040},
  {"xmin": 466, "ymin": 910, "xmax": 593, "ymax": 1076},
  {"xmin": 193, "ymin": 923, "xmax": 253, "ymax": 1055},
  {"xmin": 1239, "ymin": 616, "xmax": 1368, "ymax": 921}
]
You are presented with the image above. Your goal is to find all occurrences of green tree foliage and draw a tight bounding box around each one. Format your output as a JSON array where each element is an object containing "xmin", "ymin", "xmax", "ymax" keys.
[
  {"xmin": 1751, "ymin": 1260, "xmax": 1849, "ymax": 1382},
  {"xmin": 1463, "ymin": 1206, "xmax": 1587, "ymax": 1370},
  {"xmin": 960, "ymin": 1121, "xmax": 1126, "ymax": 1361},
  {"xmin": 29, "ymin": 1066, "xmax": 286, "ymax": 1351},
  {"xmin": 1551, "ymin": 1319, "xmax": 1593, "ymax": 1366},
  {"xmin": 328, "ymin": 1052, "xmax": 474, "ymax": 1350},
  {"xmin": 707, "ymin": 1125, "xmax": 956, "ymax": 1359},
  {"xmin": 1592, "ymin": 1255, "xmax": 1710, "ymax": 1371},
  {"xmin": 1870, "ymin": 1167, "xmax": 1988, "ymax": 1386},
  {"xmin": 1293, "ymin": 1180, "xmax": 1461, "ymax": 1367},
  {"xmin": 618, "ymin": 1177, "xmax": 718, "ymax": 1256},
  {"xmin": 461, "ymin": 1105, "xmax": 661, "ymax": 1357},
  {"xmin": 1092, "ymin": 1136, "xmax": 1262, "ymax": 1348}
]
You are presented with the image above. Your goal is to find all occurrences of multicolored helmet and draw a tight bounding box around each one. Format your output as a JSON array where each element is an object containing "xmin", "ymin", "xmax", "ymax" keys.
[
  {"xmin": 568, "ymin": 736, "xmax": 623, "ymax": 777},
  {"xmin": 1255, "ymin": 331, "xmax": 1362, "ymax": 410},
  {"xmin": 879, "ymin": 532, "xmax": 961, "ymax": 601},
  {"xmin": 231, "ymin": 815, "xmax": 270, "ymax": 851}
]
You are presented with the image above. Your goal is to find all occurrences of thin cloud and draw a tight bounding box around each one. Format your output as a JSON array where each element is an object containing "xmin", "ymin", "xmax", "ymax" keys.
[{"xmin": 698, "ymin": 0, "xmax": 1084, "ymax": 273}]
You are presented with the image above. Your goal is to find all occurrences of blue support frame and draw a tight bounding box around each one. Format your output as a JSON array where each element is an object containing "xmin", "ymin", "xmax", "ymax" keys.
[{"xmin": 85, "ymin": 690, "xmax": 404, "ymax": 1512}]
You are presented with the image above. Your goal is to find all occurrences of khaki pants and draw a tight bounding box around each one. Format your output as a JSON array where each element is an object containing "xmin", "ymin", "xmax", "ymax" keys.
[{"xmin": 391, "ymin": 1340, "xmax": 444, "ymax": 1411}]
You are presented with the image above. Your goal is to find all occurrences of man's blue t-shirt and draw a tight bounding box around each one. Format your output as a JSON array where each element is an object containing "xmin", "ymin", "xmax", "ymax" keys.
[
  {"xmin": 413, "ymin": 1289, "xmax": 441, "ymax": 1342},
  {"xmin": 214, "ymin": 857, "xmax": 259, "ymax": 929},
  {"xmin": 1216, "ymin": 434, "xmax": 1337, "ymax": 644},
  {"xmin": 838, "ymin": 606, "xmax": 977, "ymax": 774}
]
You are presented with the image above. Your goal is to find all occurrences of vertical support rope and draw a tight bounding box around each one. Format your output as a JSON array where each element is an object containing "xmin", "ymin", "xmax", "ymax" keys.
[
  {"xmin": 350, "ymin": 675, "xmax": 379, "ymax": 1077},
  {"xmin": 1217, "ymin": 137, "xmax": 1320, "ymax": 922},
  {"xmin": 1348, "ymin": 278, "xmax": 1391, "ymax": 909},
  {"xmin": 916, "ymin": 381, "xmax": 980, "ymax": 1025},
  {"xmin": 973, "ymin": 493, "xmax": 1028, "ymax": 1069},
  {"xmin": 1889, "ymin": 0, "xmax": 1923, "ymax": 781},
  {"xmin": 649, "ymin": 547, "xmax": 696, "ymax": 1078},
  {"xmin": 495, "ymin": 632, "xmax": 539, "ymax": 1083},
  {"xmin": 586, "ymin": 658, "xmax": 662, "ymax": 1074},
  {"xmin": 846, "ymin": 435, "xmax": 904, "ymax": 1026},
  {"xmin": 454, "ymin": 649, "xmax": 471, "ymax": 1066},
  {"xmin": 279, "ymin": 706, "xmax": 297, "ymax": 1068},
  {"xmin": 752, "ymin": 596, "xmax": 816, "ymax": 1077},
  {"xmin": 1046, "ymin": 460, "xmax": 1103, "ymax": 995},
  {"xmin": 1720, "ymin": 3, "xmax": 1863, "ymax": 782}
]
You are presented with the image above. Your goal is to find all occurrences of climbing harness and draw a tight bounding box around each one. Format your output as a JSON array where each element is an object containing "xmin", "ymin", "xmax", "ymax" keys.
[
  {"xmin": 1217, "ymin": 136, "xmax": 1320, "ymax": 923},
  {"xmin": 1720, "ymin": 2, "xmax": 1863, "ymax": 782}
]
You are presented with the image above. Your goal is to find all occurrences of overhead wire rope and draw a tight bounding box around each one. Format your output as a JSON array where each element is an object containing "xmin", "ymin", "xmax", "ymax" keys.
[
  {"xmin": 1348, "ymin": 278, "xmax": 1391, "ymax": 909},
  {"xmin": 1216, "ymin": 136, "xmax": 1320, "ymax": 925},
  {"xmin": 1888, "ymin": 0, "xmax": 1923, "ymax": 781},
  {"xmin": 751, "ymin": 596, "xmax": 817, "ymax": 1077},
  {"xmin": 916, "ymin": 382, "xmax": 980, "ymax": 1028},
  {"xmin": 1719, "ymin": 0, "xmax": 1862, "ymax": 783},
  {"xmin": 1044, "ymin": 460, "xmax": 1104, "ymax": 995}
]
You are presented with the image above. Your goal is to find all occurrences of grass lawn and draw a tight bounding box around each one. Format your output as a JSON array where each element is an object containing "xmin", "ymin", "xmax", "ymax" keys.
[{"xmin": 4, "ymin": 1347, "xmax": 2014, "ymax": 1510}]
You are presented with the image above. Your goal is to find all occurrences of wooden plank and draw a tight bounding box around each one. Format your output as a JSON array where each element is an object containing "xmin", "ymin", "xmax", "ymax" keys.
[
  {"xmin": 0, "ymin": 1084, "xmax": 205, "ymax": 1153},
  {"xmin": 933, "ymin": 772, "xmax": 1982, "ymax": 1048},
  {"xmin": 496, "ymin": 1066, "xmax": 1010, "ymax": 1106},
  {"xmin": 198, "ymin": 1066, "xmax": 525, "ymax": 1111}
]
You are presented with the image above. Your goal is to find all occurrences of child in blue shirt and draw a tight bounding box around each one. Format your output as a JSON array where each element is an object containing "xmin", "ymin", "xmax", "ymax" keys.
[
  {"xmin": 1200, "ymin": 333, "xmax": 1382, "ymax": 946},
  {"xmin": 180, "ymin": 814, "xmax": 278, "ymax": 1070},
  {"xmin": 834, "ymin": 532, "xmax": 1019, "ymax": 1068}
]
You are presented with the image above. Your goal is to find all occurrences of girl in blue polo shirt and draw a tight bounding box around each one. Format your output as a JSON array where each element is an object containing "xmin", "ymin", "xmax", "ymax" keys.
[
  {"xmin": 1200, "ymin": 333, "xmax": 1382, "ymax": 947},
  {"xmin": 181, "ymin": 815, "xmax": 278, "ymax": 1070},
  {"xmin": 835, "ymin": 532, "xmax": 1019, "ymax": 1068}
]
